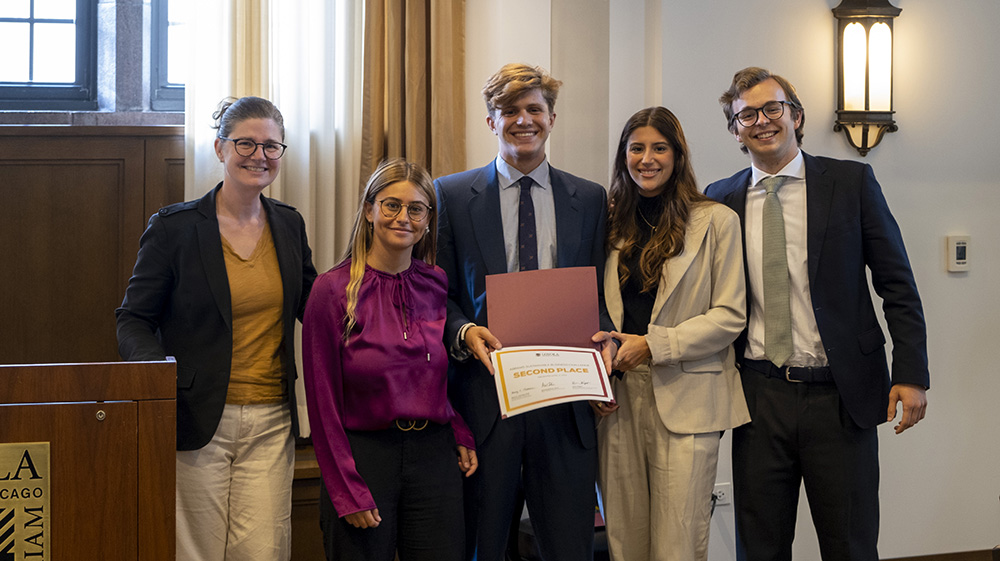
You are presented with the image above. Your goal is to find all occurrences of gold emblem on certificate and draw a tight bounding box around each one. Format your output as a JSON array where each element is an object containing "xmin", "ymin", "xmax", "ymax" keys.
[{"xmin": 0, "ymin": 442, "xmax": 49, "ymax": 560}]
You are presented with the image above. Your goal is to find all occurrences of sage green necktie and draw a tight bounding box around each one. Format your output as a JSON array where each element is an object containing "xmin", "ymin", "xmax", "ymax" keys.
[{"xmin": 761, "ymin": 175, "xmax": 792, "ymax": 366}]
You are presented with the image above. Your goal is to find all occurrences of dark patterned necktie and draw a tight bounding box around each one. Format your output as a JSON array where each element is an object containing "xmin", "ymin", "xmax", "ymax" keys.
[{"xmin": 518, "ymin": 176, "xmax": 538, "ymax": 271}]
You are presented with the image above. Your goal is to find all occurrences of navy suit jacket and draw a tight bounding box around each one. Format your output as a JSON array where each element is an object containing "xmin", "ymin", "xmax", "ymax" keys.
[
  {"xmin": 705, "ymin": 152, "xmax": 929, "ymax": 429},
  {"xmin": 116, "ymin": 184, "xmax": 317, "ymax": 450},
  {"xmin": 435, "ymin": 161, "xmax": 610, "ymax": 448}
]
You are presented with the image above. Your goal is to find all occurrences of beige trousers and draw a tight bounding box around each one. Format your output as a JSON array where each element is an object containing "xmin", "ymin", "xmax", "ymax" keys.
[
  {"xmin": 176, "ymin": 403, "xmax": 295, "ymax": 561},
  {"xmin": 598, "ymin": 366, "xmax": 721, "ymax": 561}
]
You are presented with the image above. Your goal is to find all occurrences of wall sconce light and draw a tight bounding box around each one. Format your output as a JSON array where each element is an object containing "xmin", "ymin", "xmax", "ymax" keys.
[{"xmin": 833, "ymin": 0, "xmax": 900, "ymax": 156}]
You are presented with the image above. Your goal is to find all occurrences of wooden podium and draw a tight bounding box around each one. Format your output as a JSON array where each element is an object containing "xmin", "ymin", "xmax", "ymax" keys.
[{"xmin": 0, "ymin": 360, "xmax": 176, "ymax": 561}]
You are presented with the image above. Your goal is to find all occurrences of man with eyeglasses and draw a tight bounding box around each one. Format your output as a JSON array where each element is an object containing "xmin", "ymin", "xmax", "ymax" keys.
[
  {"xmin": 434, "ymin": 63, "xmax": 614, "ymax": 561},
  {"xmin": 705, "ymin": 67, "xmax": 929, "ymax": 561}
]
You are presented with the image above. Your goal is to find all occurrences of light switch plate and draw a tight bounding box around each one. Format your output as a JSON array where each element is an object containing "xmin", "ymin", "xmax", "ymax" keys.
[{"xmin": 946, "ymin": 235, "xmax": 970, "ymax": 272}]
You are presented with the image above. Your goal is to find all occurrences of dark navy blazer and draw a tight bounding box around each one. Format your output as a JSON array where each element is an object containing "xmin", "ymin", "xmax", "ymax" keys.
[
  {"xmin": 434, "ymin": 161, "xmax": 610, "ymax": 448},
  {"xmin": 705, "ymin": 152, "xmax": 929, "ymax": 429}
]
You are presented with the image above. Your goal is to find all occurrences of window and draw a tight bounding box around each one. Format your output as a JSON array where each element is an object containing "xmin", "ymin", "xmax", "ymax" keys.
[
  {"xmin": 150, "ymin": 0, "xmax": 187, "ymax": 111},
  {"xmin": 0, "ymin": 0, "xmax": 97, "ymax": 110}
]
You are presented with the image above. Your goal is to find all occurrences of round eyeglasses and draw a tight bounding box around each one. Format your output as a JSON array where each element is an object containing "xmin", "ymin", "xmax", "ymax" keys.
[
  {"xmin": 219, "ymin": 137, "xmax": 287, "ymax": 159},
  {"xmin": 732, "ymin": 100, "xmax": 796, "ymax": 128},
  {"xmin": 376, "ymin": 198, "xmax": 432, "ymax": 222}
]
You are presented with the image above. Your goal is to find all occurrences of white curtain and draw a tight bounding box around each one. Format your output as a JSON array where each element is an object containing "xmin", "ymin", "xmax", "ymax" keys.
[{"xmin": 184, "ymin": 0, "xmax": 364, "ymax": 436}]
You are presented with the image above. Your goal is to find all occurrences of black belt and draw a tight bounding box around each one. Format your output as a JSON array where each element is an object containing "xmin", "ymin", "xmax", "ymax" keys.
[{"xmin": 741, "ymin": 359, "xmax": 834, "ymax": 383}]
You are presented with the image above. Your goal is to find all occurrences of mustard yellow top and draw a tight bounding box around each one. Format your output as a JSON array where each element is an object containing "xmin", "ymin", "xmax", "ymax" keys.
[{"xmin": 222, "ymin": 222, "xmax": 287, "ymax": 404}]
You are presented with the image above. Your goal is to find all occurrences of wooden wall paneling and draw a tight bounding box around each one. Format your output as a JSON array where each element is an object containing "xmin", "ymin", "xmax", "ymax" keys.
[
  {"xmin": 0, "ymin": 126, "xmax": 184, "ymax": 365},
  {"xmin": 0, "ymin": 134, "xmax": 144, "ymax": 363},
  {"xmin": 292, "ymin": 443, "xmax": 326, "ymax": 560},
  {"xmin": 143, "ymin": 136, "xmax": 186, "ymax": 222}
]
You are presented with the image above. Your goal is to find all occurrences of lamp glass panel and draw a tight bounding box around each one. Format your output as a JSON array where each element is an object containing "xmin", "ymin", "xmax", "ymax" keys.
[
  {"xmin": 869, "ymin": 22, "xmax": 892, "ymax": 111},
  {"xmin": 843, "ymin": 22, "xmax": 867, "ymax": 110}
]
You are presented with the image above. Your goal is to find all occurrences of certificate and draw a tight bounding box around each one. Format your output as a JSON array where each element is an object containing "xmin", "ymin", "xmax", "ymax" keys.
[{"xmin": 491, "ymin": 345, "xmax": 614, "ymax": 418}]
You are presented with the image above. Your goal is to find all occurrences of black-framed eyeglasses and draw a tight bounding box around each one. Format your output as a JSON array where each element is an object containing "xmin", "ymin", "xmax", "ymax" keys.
[
  {"xmin": 218, "ymin": 137, "xmax": 287, "ymax": 159},
  {"xmin": 732, "ymin": 100, "xmax": 797, "ymax": 128},
  {"xmin": 375, "ymin": 198, "xmax": 433, "ymax": 221}
]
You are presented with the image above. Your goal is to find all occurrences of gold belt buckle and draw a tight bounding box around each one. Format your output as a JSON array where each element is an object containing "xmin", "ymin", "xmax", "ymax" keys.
[{"xmin": 395, "ymin": 419, "xmax": 429, "ymax": 431}]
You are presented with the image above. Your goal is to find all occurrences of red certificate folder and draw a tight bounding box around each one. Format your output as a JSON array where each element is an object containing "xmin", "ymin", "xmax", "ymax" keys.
[{"xmin": 485, "ymin": 266, "xmax": 599, "ymax": 349}]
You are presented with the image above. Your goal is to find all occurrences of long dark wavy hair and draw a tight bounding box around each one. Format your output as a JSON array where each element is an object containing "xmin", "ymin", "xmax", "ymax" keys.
[{"xmin": 607, "ymin": 106, "xmax": 710, "ymax": 293}]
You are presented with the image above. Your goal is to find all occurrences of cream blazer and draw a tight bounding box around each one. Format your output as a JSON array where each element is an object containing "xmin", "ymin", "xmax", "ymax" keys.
[{"xmin": 605, "ymin": 202, "xmax": 751, "ymax": 434}]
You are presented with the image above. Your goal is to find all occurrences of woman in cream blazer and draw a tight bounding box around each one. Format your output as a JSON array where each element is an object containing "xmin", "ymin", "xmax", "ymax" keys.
[{"xmin": 595, "ymin": 107, "xmax": 750, "ymax": 561}]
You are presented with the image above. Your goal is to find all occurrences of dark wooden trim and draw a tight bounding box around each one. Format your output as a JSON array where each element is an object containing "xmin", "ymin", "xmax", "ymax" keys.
[
  {"xmin": 138, "ymin": 399, "xmax": 177, "ymax": 561},
  {"xmin": 885, "ymin": 551, "xmax": 994, "ymax": 561},
  {"xmin": 0, "ymin": 360, "xmax": 176, "ymax": 402},
  {"xmin": 0, "ymin": 125, "xmax": 184, "ymax": 137}
]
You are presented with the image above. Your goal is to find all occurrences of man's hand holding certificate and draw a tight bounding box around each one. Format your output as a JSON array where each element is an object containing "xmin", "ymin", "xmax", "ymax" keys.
[{"xmin": 485, "ymin": 267, "xmax": 614, "ymax": 418}]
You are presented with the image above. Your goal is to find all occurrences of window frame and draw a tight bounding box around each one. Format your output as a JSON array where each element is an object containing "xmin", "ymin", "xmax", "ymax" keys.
[
  {"xmin": 0, "ymin": 0, "xmax": 98, "ymax": 111},
  {"xmin": 150, "ymin": 0, "xmax": 184, "ymax": 112}
]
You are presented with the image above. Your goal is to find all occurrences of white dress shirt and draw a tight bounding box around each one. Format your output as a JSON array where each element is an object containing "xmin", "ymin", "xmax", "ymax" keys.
[
  {"xmin": 744, "ymin": 150, "xmax": 828, "ymax": 367},
  {"xmin": 495, "ymin": 156, "xmax": 558, "ymax": 272}
]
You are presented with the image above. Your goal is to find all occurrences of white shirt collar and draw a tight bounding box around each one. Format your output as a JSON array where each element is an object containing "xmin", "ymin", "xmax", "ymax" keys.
[
  {"xmin": 750, "ymin": 149, "xmax": 805, "ymax": 188},
  {"xmin": 495, "ymin": 156, "xmax": 551, "ymax": 190}
]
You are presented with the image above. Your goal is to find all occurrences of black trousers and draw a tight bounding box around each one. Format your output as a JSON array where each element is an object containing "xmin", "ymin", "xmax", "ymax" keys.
[
  {"xmin": 466, "ymin": 403, "xmax": 597, "ymax": 561},
  {"xmin": 733, "ymin": 370, "xmax": 879, "ymax": 561},
  {"xmin": 319, "ymin": 422, "xmax": 465, "ymax": 561}
]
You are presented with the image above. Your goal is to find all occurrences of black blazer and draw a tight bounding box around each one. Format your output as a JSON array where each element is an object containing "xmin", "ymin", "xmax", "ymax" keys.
[
  {"xmin": 705, "ymin": 152, "xmax": 929, "ymax": 429},
  {"xmin": 435, "ymin": 161, "xmax": 610, "ymax": 448},
  {"xmin": 116, "ymin": 184, "xmax": 317, "ymax": 450}
]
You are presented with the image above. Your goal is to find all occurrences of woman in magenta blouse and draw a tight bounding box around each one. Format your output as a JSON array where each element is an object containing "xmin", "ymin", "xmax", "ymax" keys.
[{"xmin": 302, "ymin": 158, "xmax": 477, "ymax": 561}]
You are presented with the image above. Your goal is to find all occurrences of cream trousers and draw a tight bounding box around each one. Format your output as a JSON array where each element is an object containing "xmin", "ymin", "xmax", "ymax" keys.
[
  {"xmin": 598, "ymin": 366, "xmax": 721, "ymax": 561},
  {"xmin": 176, "ymin": 402, "xmax": 295, "ymax": 561}
]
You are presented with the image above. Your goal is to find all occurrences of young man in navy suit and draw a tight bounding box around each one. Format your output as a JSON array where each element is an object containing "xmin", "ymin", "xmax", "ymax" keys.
[
  {"xmin": 435, "ymin": 63, "xmax": 615, "ymax": 561},
  {"xmin": 705, "ymin": 67, "xmax": 929, "ymax": 561}
]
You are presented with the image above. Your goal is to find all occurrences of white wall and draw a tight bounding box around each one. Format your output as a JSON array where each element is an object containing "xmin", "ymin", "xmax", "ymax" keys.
[
  {"xmin": 464, "ymin": 0, "xmax": 552, "ymax": 168},
  {"xmin": 467, "ymin": 0, "xmax": 1000, "ymax": 558}
]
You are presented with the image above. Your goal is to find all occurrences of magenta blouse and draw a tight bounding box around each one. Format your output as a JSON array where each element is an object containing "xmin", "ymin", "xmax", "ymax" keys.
[{"xmin": 302, "ymin": 258, "xmax": 474, "ymax": 517}]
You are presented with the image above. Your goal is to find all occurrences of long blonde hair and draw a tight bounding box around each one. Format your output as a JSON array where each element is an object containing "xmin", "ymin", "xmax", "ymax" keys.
[{"xmin": 341, "ymin": 158, "xmax": 437, "ymax": 340}]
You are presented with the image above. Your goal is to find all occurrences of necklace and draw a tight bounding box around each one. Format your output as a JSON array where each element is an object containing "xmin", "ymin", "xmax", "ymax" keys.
[{"xmin": 637, "ymin": 207, "xmax": 657, "ymax": 232}]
